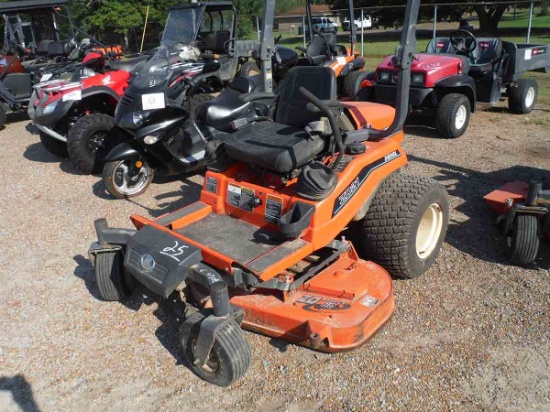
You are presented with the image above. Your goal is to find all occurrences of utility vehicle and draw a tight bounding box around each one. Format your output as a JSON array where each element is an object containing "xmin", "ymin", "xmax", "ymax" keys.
[
  {"xmin": 87, "ymin": 0, "xmax": 449, "ymax": 386},
  {"xmin": 485, "ymin": 180, "xmax": 549, "ymax": 265},
  {"xmin": 368, "ymin": 30, "xmax": 550, "ymax": 138}
]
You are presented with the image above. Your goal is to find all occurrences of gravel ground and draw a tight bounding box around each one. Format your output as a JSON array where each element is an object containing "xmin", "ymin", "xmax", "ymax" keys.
[{"xmin": 1, "ymin": 104, "xmax": 549, "ymax": 412}]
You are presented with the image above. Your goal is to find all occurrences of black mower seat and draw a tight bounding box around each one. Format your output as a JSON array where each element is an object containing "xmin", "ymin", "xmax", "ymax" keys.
[
  {"xmin": 196, "ymin": 75, "xmax": 263, "ymax": 127},
  {"xmin": 109, "ymin": 55, "xmax": 150, "ymax": 73},
  {"xmin": 296, "ymin": 33, "xmax": 337, "ymax": 66},
  {"xmin": 224, "ymin": 66, "xmax": 337, "ymax": 173}
]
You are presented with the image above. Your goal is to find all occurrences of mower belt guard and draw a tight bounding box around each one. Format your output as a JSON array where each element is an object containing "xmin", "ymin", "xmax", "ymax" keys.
[
  {"xmin": 232, "ymin": 255, "xmax": 394, "ymax": 352},
  {"xmin": 125, "ymin": 225, "xmax": 202, "ymax": 297}
]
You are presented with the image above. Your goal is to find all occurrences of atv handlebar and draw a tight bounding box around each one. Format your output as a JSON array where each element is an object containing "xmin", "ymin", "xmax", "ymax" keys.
[{"xmin": 299, "ymin": 87, "xmax": 345, "ymax": 171}]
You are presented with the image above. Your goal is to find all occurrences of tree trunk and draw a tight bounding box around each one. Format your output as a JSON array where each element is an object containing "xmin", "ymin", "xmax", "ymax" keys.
[
  {"xmin": 474, "ymin": 4, "xmax": 509, "ymax": 35},
  {"xmin": 541, "ymin": 0, "xmax": 549, "ymax": 16}
]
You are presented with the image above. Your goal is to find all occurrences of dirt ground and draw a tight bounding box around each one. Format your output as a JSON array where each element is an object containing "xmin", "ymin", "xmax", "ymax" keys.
[{"xmin": 0, "ymin": 102, "xmax": 549, "ymax": 411}]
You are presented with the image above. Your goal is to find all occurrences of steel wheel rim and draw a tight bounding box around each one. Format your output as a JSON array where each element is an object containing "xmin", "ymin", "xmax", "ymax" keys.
[
  {"xmin": 525, "ymin": 87, "xmax": 535, "ymax": 108},
  {"xmin": 88, "ymin": 131, "xmax": 108, "ymax": 154},
  {"xmin": 112, "ymin": 160, "xmax": 150, "ymax": 196},
  {"xmin": 455, "ymin": 105, "xmax": 467, "ymax": 130},
  {"xmin": 416, "ymin": 203, "xmax": 444, "ymax": 259}
]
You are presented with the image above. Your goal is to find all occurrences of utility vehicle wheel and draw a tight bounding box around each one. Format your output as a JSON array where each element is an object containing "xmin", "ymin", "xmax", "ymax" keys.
[
  {"xmin": 508, "ymin": 79, "xmax": 538, "ymax": 114},
  {"xmin": 356, "ymin": 173, "xmax": 449, "ymax": 279},
  {"xmin": 39, "ymin": 131, "xmax": 68, "ymax": 158},
  {"xmin": 0, "ymin": 103, "xmax": 7, "ymax": 130},
  {"xmin": 67, "ymin": 113, "xmax": 117, "ymax": 174},
  {"xmin": 95, "ymin": 251, "xmax": 135, "ymax": 301},
  {"xmin": 342, "ymin": 70, "xmax": 369, "ymax": 99},
  {"xmin": 179, "ymin": 311, "xmax": 251, "ymax": 387},
  {"xmin": 435, "ymin": 93, "xmax": 471, "ymax": 139},
  {"xmin": 103, "ymin": 159, "xmax": 154, "ymax": 199},
  {"xmin": 240, "ymin": 61, "xmax": 261, "ymax": 77},
  {"xmin": 507, "ymin": 214, "xmax": 540, "ymax": 265}
]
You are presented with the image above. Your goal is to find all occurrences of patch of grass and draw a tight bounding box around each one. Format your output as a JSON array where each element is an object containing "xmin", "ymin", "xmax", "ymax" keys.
[{"xmin": 499, "ymin": 8, "xmax": 550, "ymax": 29}]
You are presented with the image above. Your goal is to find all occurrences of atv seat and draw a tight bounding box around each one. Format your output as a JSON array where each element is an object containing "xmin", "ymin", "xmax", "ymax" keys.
[
  {"xmin": 109, "ymin": 55, "xmax": 150, "ymax": 73},
  {"xmin": 223, "ymin": 66, "xmax": 336, "ymax": 173}
]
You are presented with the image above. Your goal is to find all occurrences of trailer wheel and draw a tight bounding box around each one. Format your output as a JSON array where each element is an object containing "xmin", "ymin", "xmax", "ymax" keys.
[
  {"xmin": 39, "ymin": 131, "xmax": 68, "ymax": 158},
  {"xmin": 103, "ymin": 159, "xmax": 154, "ymax": 199},
  {"xmin": 95, "ymin": 250, "xmax": 134, "ymax": 301},
  {"xmin": 508, "ymin": 79, "xmax": 538, "ymax": 114},
  {"xmin": 179, "ymin": 312, "xmax": 251, "ymax": 387},
  {"xmin": 239, "ymin": 61, "xmax": 261, "ymax": 77},
  {"xmin": 342, "ymin": 70, "xmax": 369, "ymax": 99},
  {"xmin": 507, "ymin": 214, "xmax": 540, "ymax": 265},
  {"xmin": 355, "ymin": 173, "xmax": 449, "ymax": 279},
  {"xmin": 435, "ymin": 93, "xmax": 471, "ymax": 139},
  {"xmin": 67, "ymin": 113, "xmax": 117, "ymax": 174}
]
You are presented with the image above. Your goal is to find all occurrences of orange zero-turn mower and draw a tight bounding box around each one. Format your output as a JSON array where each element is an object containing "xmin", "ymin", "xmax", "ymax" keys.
[{"xmin": 87, "ymin": 0, "xmax": 449, "ymax": 386}]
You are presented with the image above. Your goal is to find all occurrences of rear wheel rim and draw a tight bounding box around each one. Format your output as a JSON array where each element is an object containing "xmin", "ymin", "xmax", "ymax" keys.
[
  {"xmin": 454, "ymin": 105, "xmax": 467, "ymax": 130},
  {"xmin": 525, "ymin": 87, "xmax": 535, "ymax": 108},
  {"xmin": 112, "ymin": 160, "xmax": 151, "ymax": 196},
  {"xmin": 416, "ymin": 203, "xmax": 444, "ymax": 259}
]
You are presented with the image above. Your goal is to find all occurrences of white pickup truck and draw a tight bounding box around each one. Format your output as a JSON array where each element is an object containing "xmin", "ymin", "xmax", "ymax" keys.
[
  {"xmin": 302, "ymin": 17, "xmax": 338, "ymax": 34},
  {"xmin": 342, "ymin": 15, "xmax": 373, "ymax": 30}
]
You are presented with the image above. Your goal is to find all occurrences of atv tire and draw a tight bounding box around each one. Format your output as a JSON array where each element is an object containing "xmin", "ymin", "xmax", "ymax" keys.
[
  {"xmin": 507, "ymin": 214, "xmax": 540, "ymax": 266},
  {"xmin": 0, "ymin": 102, "xmax": 7, "ymax": 130},
  {"xmin": 240, "ymin": 61, "xmax": 261, "ymax": 77},
  {"xmin": 179, "ymin": 311, "xmax": 251, "ymax": 387},
  {"xmin": 186, "ymin": 93, "xmax": 215, "ymax": 115},
  {"xmin": 508, "ymin": 79, "xmax": 538, "ymax": 114},
  {"xmin": 94, "ymin": 250, "xmax": 135, "ymax": 301},
  {"xmin": 342, "ymin": 70, "xmax": 369, "ymax": 99},
  {"xmin": 355, "ymin": 173, "xmax": 449, "ymax": 279},
  {"xmin": 39, "ymin": 131, "xmax": 68, "ymax": 158},
  {"xmin": 67, "ymin": 113, "xmax": 117, "ymax": 175},
  {"xmin": 435, "ymin": 93, "xmax": 471, "ymax": 139}
]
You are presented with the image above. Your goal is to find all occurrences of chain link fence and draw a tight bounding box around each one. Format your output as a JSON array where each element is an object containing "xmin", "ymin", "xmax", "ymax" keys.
[{"xmin": 274, "ymin": 1, "xmax": 548, "ymax": 68}]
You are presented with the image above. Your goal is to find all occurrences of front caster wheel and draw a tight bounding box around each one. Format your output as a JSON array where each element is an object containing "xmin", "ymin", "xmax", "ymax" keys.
[
  {"xmin": 102, "ymin": 159, "xmax": 154, "ymax": 199},
  {"xmin": 507, "ymin": 214, "xmax": 540, "ymax": 266},
  {"xmin": 94, "ymin": 251, "xmax": 135, "ymax": 301},
  {"xmin": 179, "ymin": 312, "xmax": 251, "ymax": 387}
]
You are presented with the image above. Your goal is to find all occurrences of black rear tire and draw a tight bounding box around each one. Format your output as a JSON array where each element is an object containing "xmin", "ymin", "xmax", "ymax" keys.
[
  {"xmin": 435, "ymin": 93, "xmax": 471, "ymax": 139},
  {"xmin": 39, "ymin": 131, "xmax": 68, "ymax": 158},
  {"xmin": 67, "ymin": 113, "xmax": 117, "ymax": 175},
  {"xmin": 507, "ymin": 214, "xmax": 540, "ymax": 265},
  {"xmin": 179, "ymin": 311, "xmax": 251, "ymax": 387},
  {"xmin": 342, "ymin": 70, "xmax": 369, "ymax": 99},
  {"xmin": 355, "ymin": 173, "xmax": 449, "ymax": 279},
  {"xmin": 508, "ymin": 78, "xmax": 538, "ymax": 114},
  {"xmin": 94, "ymin": 251, "xmax": 134, "ymax": 301}
]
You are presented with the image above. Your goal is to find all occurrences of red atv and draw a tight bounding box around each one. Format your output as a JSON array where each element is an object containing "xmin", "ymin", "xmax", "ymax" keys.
[
  {"xmin": 367, "ymin": 30, "xmax": 550, "ymax": 138},
  {"xmin": 30, "ymin": 51, "xmax": 149, "ymax": 173}
]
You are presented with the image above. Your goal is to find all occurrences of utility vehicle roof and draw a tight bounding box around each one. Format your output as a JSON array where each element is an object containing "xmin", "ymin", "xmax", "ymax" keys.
[
  {"xmin": 0, "ymin": 0, "xmax": 69, "ymax": 14},
  {"xmin": 169, "ymin": 1, "xmax": 235, "ymax": 11}
]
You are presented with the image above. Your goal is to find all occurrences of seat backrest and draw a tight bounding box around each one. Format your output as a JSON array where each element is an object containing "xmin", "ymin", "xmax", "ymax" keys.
[
  {"xmin": 306, "ymin": 33, "xmax": 336, "ymax": 58},
  {"xmin": 426, "ymin": 38, "xmax": 453, "ymax": 54},
  {"xmin": 36, "ymin": 40, "xmax": 54, "ymax": 56},
  {"xmin": 275, "ymin": 66, "xmax": 337, "ymax": 129},
  {"xmin": 475, "ymin": 38, "xmax": 502, "ymax": 65},
  {"xmin": 201, "ymin": 31, "xmax": 231, "ymax": 54}
]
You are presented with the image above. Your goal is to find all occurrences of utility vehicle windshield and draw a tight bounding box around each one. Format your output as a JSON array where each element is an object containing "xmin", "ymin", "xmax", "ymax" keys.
[{"xmin": 162, "ymin": 7, "xmax": 203, "ymax": 46}]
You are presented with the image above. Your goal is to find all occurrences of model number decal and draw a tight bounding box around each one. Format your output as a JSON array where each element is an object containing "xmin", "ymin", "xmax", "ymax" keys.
[
  {"xmin": 298, "ymin": 295, "xmax": 351, "ymax": 312},
  {"xmin": 332, "ymin": 151, "xmax": 401, "ymax": 217}
]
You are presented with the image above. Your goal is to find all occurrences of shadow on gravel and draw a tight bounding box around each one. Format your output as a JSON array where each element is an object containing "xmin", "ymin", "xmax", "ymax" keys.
[
  {"xmin": 409, "ymin": 155, "xmax": 550, "ymax": 269},
  {"xmin": 0, "ymin": 374, "xmax": 41, "ymax": 412},
  {"xmin": 22, "ymin": 142, "xmax": 63, "ymax": 164}
]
